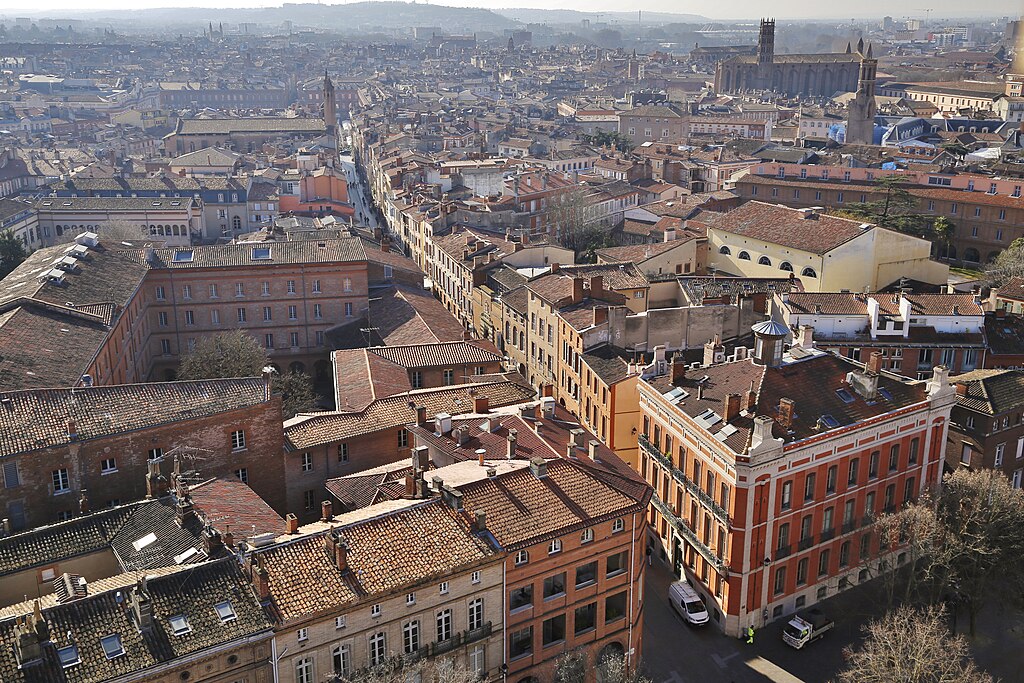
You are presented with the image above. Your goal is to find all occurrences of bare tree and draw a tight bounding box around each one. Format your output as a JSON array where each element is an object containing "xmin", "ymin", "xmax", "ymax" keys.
[
  {"xmin": 837, "ymin": 605, "xmax": 992, "ymax": 683},
  {"xmin": 987, "ymin": 237, "xmax": 1024, "ymax": 284},
  {"xmin": 542, "ymin": 186, "xmax": 609, "ymax": 257},
  {"xmin": 326, "ymin": 655, "xmax": 482, "ymax": 683},
  {"xmin": 554, "ymin": 649, "xmax": 587, "ymax": 683},
  {"xmin": 596, "ymin": 655, "xmax": 653, "ymax": 683}
]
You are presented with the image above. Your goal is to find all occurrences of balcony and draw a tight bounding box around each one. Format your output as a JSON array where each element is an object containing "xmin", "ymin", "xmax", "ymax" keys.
[
  {"xmin": 639, "ymin": 435, "xmax": 731, "ymax": 526},
  {"xmin": 431, "ymin": 633, "xmax": 462, "ymax": 656},
  {"xmin": 799, "ymin": 536, "xmax": 815, "ymax": 551},
  {"xmin": 775, "ymin": 545, "xmax": 791, "ymax": 560},
  {"xmin": 463, "ymin": 622, "xmax": 492, "ymax": 645},
  {"xmin": 841, "ymin": 520, "xmax": 857, "ymax": 534},
  {"xmin": 861, "ymin": 514, "xmax": 875, "ymax": 528},
  {"xmin": 820, "ymin": 528, "xmax": 836, "ymax": 542},
  {"xmin": 651, "ymin": 495, "xmax": 728, "ymax": 572}
]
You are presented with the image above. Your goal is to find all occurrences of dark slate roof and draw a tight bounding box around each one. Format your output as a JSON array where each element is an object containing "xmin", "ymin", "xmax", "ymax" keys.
[
  {"xmin": 0, "ymin": 378, "xmax": 269, "ymax": 458},
  {"xmin": 0, "ymin": 559, "xmax": 271, "ymax": 683},
  {"xmin": 34, "ymin": 197, "xmax": 197, "ymax": 212},
  {"xmin": 581, "ymin": 345, "xmax": 634, "ymax": 385},
  {"xmin": 120, "ymin": 238, "xmax": 365, "ymax": 269},
  {"xmin": 985, "ymin": 314, "xmax": 1024, "ymax": 358},
  {"xmin": 0, "ymin": 497, "xmax": 211, "ymax": 577},
  {"xmin": 952, "ymin": 369, "xmax": 1024, "ymax": 415}
]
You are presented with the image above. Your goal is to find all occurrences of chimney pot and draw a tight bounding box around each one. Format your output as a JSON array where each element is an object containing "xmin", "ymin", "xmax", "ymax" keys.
[
  {"xmin": 588, "ymin": 439, "xmax": 600, "ymax": 460},
  {"xmin": 865, "ymin": 351, "xmax": 884, "ymax": 375},
  {"xmin": 506, "ymin": 428, "xmax": 518, "ymax": 459},
  {"xmin": 476, "ymin": 448, "xmax": 487, "ymax": 466},
  {"xmin": 321, "ymin": 500, "xmax": 333, "ymax": 522}
]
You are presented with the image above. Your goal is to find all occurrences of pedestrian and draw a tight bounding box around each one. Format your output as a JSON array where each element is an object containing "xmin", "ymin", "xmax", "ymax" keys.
[{"xmin": 745, "ymin": 625, "xmax": 755, "ymax": 645}]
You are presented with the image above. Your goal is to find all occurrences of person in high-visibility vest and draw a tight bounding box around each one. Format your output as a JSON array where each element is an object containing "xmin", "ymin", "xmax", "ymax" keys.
[{"xmin": 745, "ymin": 625, "xmax": 755, "ymax": 644}]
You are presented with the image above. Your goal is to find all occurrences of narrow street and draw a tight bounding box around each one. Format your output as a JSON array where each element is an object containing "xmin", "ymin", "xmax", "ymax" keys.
[{"xmin": 339, "ymin": 149, "xmax": 379, "ymax": 230}]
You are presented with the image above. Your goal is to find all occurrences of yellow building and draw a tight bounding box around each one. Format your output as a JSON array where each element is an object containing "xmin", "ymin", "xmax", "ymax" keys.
[{"xmin": 694, "ymin": 201, "xmax": 947, "ymax": 293}]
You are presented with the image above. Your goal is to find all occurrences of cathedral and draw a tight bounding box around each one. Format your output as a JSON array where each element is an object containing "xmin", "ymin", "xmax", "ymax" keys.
[{"xmin": 714, "ymin": 20, "xmax": 865, "ymax": 97}]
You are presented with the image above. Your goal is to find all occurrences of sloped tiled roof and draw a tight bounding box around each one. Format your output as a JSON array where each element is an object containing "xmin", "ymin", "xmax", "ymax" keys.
[
  {"xmin": 695, "ymin": 201, "xmax": 874, "ymax": 254},
  {"xmin": 120, "ymin": 238, "xmax": 365, "ymax": 269},
  {"xmin": 256, "ymin": 499, "xmax": 495, "ymax": 624},
  {"xmin": 367, "ymin": 340, "xmax": 502, "ymax": 369},
  {"xmin": 456, "ymin": 459, "xmax": 647, "ymax": 549},
  {"xmin": 0, "ymin": 559, "xmax": 270, "ymax": 683},
  {"xmin": 189, "ymin": 478, "xmax": 283, "ymax": 539},
  {"xmin": 952, "ymin": 369, "xmax": 1024, "ymax": 415},
  {"xmin": 283, "ymin": 380, "xmax": 535, "ymax": 450},
  {"xmin": 368, "ymin": 286, "xmax": 467, "ymax": 346},
  {"xmin": 0, "ymin": 378, "xmax": 269, "ymax": 458}
]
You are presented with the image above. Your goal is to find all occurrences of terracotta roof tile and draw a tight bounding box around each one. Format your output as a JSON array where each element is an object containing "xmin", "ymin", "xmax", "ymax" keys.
[{"xmin": 693, "ymin": 201, "xmax": 874, "ymax": 254}]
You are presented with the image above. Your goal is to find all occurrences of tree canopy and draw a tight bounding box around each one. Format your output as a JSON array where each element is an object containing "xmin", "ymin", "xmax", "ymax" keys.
[
  {"xmin": 0, "ymin": 230, "xmax": 27, "ymax": 280},
  {"xmin": 986, "ymin": 237, "xmax": 1024, "ymax": 284},
  {"xmin": 177, "ymin": 330, "xmax": 317, "ymax": 418}
]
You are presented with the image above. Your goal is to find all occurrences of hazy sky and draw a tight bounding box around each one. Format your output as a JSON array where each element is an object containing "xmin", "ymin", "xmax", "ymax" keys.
[{"xmin": 3, "ymin": 0, "xmax": 1018, "ymax": 21}]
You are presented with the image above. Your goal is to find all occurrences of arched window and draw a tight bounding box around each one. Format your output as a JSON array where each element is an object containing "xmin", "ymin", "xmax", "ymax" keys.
[
  {"xmin": 779, "ymin": 261, "xmax": 793, "ymax": 272},
  {"xmin": 719, "ymin": 245, "xmax": 731, "ymax": 255},
  {"xmin": 738, "ymin": 251, "xmax": 751, "ymax": 260},
  {"xmin": 963, "ymin": 248, "xmax": 980, "ymax": 262},
  {"xmin": 801, "ymin": 267, "xmax": 818, "ymax": 278},
  {"xmin": 758, "ymin": 256, "xmax": 772, "ymax": 266}
]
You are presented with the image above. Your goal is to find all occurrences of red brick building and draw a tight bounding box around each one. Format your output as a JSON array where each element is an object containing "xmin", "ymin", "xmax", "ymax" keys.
[
  {"xmin": 945, "ymin": 369, "xmax": 1024, "ymax": 487},
  {"xmin": 636, "ymin": 323, "xmax": 955, "ymax": 636},
  {"xmin": 0, "ymin": 378, "xmax": 285, "ymax": 530}
]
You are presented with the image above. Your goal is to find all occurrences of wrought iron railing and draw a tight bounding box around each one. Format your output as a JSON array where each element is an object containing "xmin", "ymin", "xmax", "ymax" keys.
[
  {"xmin": 650, "ymin": 495, "xmax": 728, "ymax": 572},
  {"xmin": 639, "ymin": 435, "xmax": 731, "ymax": 526}
]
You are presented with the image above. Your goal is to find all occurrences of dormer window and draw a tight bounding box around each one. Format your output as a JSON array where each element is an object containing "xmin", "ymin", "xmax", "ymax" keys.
[
  {"xmin": 100, "ymin": 634, "xmax": 125, "ymax": 659},
  {"xmin": 251, "ymin": 247, "xmax": 271, "ymax": 260},
  {"xmin": 172, "ymin": 250, "xmax": 193, "ymax": 263}
]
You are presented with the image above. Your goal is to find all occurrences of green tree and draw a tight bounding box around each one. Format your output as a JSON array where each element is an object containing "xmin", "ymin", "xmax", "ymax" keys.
[
  {"xmin": 838, "ymin": 605, "xmax": 992, "ymax": 683},
  {"xmin": 842, "ymin": 175, "xmax": 926, "ymax": 237},
  {"xmin": 177, "ymin": 330, "xmax": 317, "ymax": 419},
  {"xmin": 986, "ymin": 237, "xmax": 1024, "ymax": 284},
  {"xmin": 582, "ymin": 129, "xmax": 634, "ymax": 153},
  {"xmin": 931, "ymin": 216, "xmax": 955, "ymax": 259},
  {"xmin": 0, "ymin": 229, "xmax": 27, "ymax": 280}
]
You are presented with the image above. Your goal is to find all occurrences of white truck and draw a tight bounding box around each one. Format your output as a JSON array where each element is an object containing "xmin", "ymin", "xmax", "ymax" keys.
[{"xmin": 782, "ymin": 608, "xmax": 834, "ymax": 649}]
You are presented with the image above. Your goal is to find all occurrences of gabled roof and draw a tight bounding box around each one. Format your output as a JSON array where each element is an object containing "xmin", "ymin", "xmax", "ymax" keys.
[
  {"xmin": 0, "ymin": 378, "xmax": 270, "ymax": 458},
  {"xmin": 0, "ymin": 559, "xmax": 270, "ymax": 683},
  {"xmin": 952, "ymin": 369, "xmax": 1024, "ymax": 415},
  {"xmin": 121, "ymin": 238, "xmax": 365, "ymax": 269}
]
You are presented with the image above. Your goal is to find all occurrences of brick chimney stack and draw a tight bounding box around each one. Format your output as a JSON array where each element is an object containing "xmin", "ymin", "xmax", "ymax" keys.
[
  {"xmin": 670, "ymin": 355, "xmax": 686, "ymax": 383},
  {"xmin": 590, "ymin": 275, "xmax": 604, "ymax": 299},
  {"xmin": 724, "ymin": 393, "xmax": 743, "ymax": 422},
  {"xmin": 777, "ymin": 397, "xmax": 795, "ymax": 430},
  {"xmin": 286, "ymin": 513, "xmax": 299, "ymax": 534},
  {"xmin": 572, "ymin": 277, "xmax": 584, "ymax": 304},
  {"xmin": 321, "ymin": 500, "xmax": 333, "ymax": 522},
  {"xmin": 474, "ymin": 395, "xmax": 489, "ymax": 413},
  {"xmin": 78, "ymin": 489, "xmax": 89, "ymax": 515},
  {"xmin": 254, "ymin": 555, "xmax": 271, "ymax": 601},
  {"xmin": 865, "ymin": 351, "xmax": 884, "ymax": 375}
]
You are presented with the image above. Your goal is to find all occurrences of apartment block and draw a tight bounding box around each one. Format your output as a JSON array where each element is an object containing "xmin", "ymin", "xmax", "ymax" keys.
[{"xmin": 637, "ymin": 323, "xmax": 955, "ymax": 636}]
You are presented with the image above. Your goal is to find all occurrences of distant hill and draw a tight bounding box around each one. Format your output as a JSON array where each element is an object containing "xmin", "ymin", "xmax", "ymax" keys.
[
  {"xmin": 494, "ymin": 8, "xmax": 710, "ymax": 25},
  {"xmin": 46, "ymin": 2, "xmax": 522, "ymax": 33}
]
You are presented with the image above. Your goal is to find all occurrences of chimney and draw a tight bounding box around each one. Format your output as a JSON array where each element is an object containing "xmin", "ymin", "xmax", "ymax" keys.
[
  {"xmin": 593, "ymin": 306, "xmax": 608, "ymax": 326},
  {"xmin": 865, "ymin": 351, "xmax": 884, "ymax": 375},
  {"xmin": 474, "ymin": 395, "xmax": 489, "ymax": 413},
  {"xmin": 474, "ymin": 509, "xmax": 487, "ymax": 532},
  {"xmin": 777, "ymin": 397, "xmax": 796, "ymax": 430},
  {"xmin": 550, "ymin": 262, "xmax": 560, "ymax": 274},
  {"xmin": 435, "ymin": 412, "xmax": 453, "ymax": 435},
  {"xmin": 203, "ymin": 526, "xmax": 222, "ymax": 556},
  {"xmin": 588, "ymin": 439, "xmax": 601, "ymax": 461},
  {"xmin": 286, "ymin": 513, "xmax": 299, "ymax": 534},
  {"xmin": 415, "ymin": 405, "xmax": 428, "ymax": 426},
  {"xmin": 703, "ymin": 335, "xmax": 723, "ymax": 366},
  {"xmin": 13, "ymin": 603, "xmax": 48, "ymax": 667},
  {"xmin": 335, "ymin": 536, "xmax": 349, "ymax": 572},
  {"xmin": 724, "ymin": 393, "xmax": 743, "ymax": 422},
  {"xmin": 321, "ymin": 500, "xmax": 333, "ymax": 522},
  {"xmin": 223, "ymin": 529, "xmax": 234, "ymax": 548},
  {"xmin": 566, "ymin": 442, "xmax": 578, "ymax": 459},
  {"xmin": 67, "ymin": 419, "xmax": 78, "ymax": 442},
  {"xmin": 530, "ymin": 456, "xmax": 548, "ymax": 478},
  {"xmin": 670, "ymin": 355, "xmax": 686, "ymax": 383},
  {"xmin": 174, "ymin": 489, "xmax": 194, "ymax": 527},
  {"xmin": 795, "ymin": 325, "xmax": 814, "ymax": 350},
  {"xmin": 405, "ymin": 473, "xmax": 417, "ymax": 497},
  {"xmin": 78, "ymin": 489, "xmax": 89, "ymax": 515},
  {"xmin": 955, "ymin": 382, "xmax": 968, "ymax": 396},
  {"xmin": 253, "ymin": 556, "xmax": 271, "ymax": 601},
  {"xmin": 507, "ymin": 428, "xmax": 518, "ymax": 459},
  {"xmin": 746, "ymin": 379, "xmax": 758, "ymax": 411},
  {"xmin": 590, "ymin": 275, "xmax": 604, "ymax": 299},
  {"xmin": 412, "ymin": 445, "xmax": 429, "ymax": 472},
  {"xmin": 380, "ymin": 237, "xmax": 391, "ymax": 252},
  {"xmin": 146, "ymin": 460, "xmax": 166, "ymax": 498},
  {"xmin": 476, "ymin": 448, "xmax": 487, "ymax": 466},
  {"xmin": 572, "ymin": 277, "xmax": 584, "ymax": 304}
]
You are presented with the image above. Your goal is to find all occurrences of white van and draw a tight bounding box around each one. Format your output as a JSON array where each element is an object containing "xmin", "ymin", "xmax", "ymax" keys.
[{"xmin": 669, "ymin": 581, "xmax": 710, "ymax": 626}]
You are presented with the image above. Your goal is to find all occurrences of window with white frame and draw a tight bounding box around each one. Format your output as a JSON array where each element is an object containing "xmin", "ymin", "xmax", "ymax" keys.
[
  {"xmin": 369, "ymin": 632, "xmax": 386, "ymax": 667},
  {"xmin": 996, "ymin": 443, "xmax": 1005, "ymax": 467},
  {"xmin": 231, "ymin": 430, "xmax": 245, "ymax": 450},
  {"xmin": 469, "ymin": 645, "xmax": 485, "ymax": 675},
  {"xmin": 515, "ymin": 550, "xmax": 529, "ymax": 565},
  {"xmin": 403, "ymin": 620, "xmax": 420, "ymax": 654},
  {"xmin": 332, "ymin": 644, "xmax": 351, "ymax": 675},
  {"xmin": 468, "ymin": 597, "xmax": 484, "ymax": 631},
  {"xmin": 101, "ymin": 458, "xmax": 116, "ymax": 474},
  {"xmin": 471, "ymin": 570, "xmax": 481, "ymax": 584},
  {"xmin": 295, "ymin": 657, "xmax": 314, "ymax": 683},
  {"xmin": 335, "ymin": 615, "xmax": 346, "ymax": 629},
  {"xmin": 297, "ymin": 627, "xmax": 308, "ymax": 642},
  {"xmin": 370, "ymin": 604, "xmax": 381, "ymax": 617},
  {"xmin": 406, "ymin": 592, "xmax": 416, "ymax": 606},
  {"xmin": 436, "ymin": 609, "xmax": 453, "ymax": 642},
  {"xmin": 439, "ymin": 581, "xmax": 449, "ymax": 595},
  {"xmin": 52, "ymin": 468, "xmax": 70, "ymax": 494},
  {"xmin": 313, "ymin": 279, "xmax": 323, "ymax": 293},
  {"xmin": 548, "ymin": 539, "xmax": 562, "ymax": 554},
  {"xmin": 581, "ymin": 528, "xmax": 594, "ymax": 544},
  {"xmin": 235, "ymin": 468, "xmax": 248, "ymax": 484},
  {"xmin": 301, "ymin": 452, "xmax": 313, "ymax": 472}
]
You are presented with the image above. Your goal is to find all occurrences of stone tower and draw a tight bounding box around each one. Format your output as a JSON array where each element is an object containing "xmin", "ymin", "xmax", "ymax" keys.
[
  {"xmin": 323, "ymin": 71, "xmax": 337, "ymax": 137},
  {"xmin": 846, "ymin": 44, "xmax": 877, "ymax": 145},
  {"xmin": 757, "ymin": 18, "xmax": 776, "ymax": 66}
]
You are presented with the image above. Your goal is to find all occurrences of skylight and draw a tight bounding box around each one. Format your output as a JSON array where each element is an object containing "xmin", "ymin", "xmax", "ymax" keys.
[
  {"xmin": 172, "ymin": 250, "xmax": 194, "ymax": 263},
  {"xmin": 819, "ymin": 414, "xmax": 840, "ymax": 429},
  {"xmin": 215, "ymin": 601, "xmax": 237, "ymax": 623},
  {"xmin": 100, "ymin": 634, "xmax": 125, "ymax": 659},
  {"xmin": 835, "ymin": 388, "xmax": 855, "ymax": 404},
  {"xmin": 878, "ymin": 387, "xmax": 894, "ymax": 401},
  {"xmin": 169, "ymin": 614, "xmax": 192, "ymax": 636},
  {"xmin": 57, "ymin": 644, "xmax": 80, "ymax": 668},
  {"xmin": 251, "ymin": 247, "xmax": 272, "ymax": 260},
  {"xmin": 132, "ymin": 532, "xmax": 157, "ymax": 552}
]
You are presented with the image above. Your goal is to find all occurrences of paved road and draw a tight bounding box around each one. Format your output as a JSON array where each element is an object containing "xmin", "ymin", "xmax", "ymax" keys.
[
  {"xmin": 641, "ymin": 555, "xmax": 1023, "ymax": 683},
  {"xmin": 339, "ymin": 152, "xmax": 379, "ymax": 229}
]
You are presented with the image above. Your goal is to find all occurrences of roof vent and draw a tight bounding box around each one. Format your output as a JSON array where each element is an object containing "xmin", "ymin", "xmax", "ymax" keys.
[
  {"xmin": 74, "ymin": 232, "xmax": 99, "ymax": 248},
  {"xmin": 54, "ymin": 573, "xmax": 88, "ymax": 603}
]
